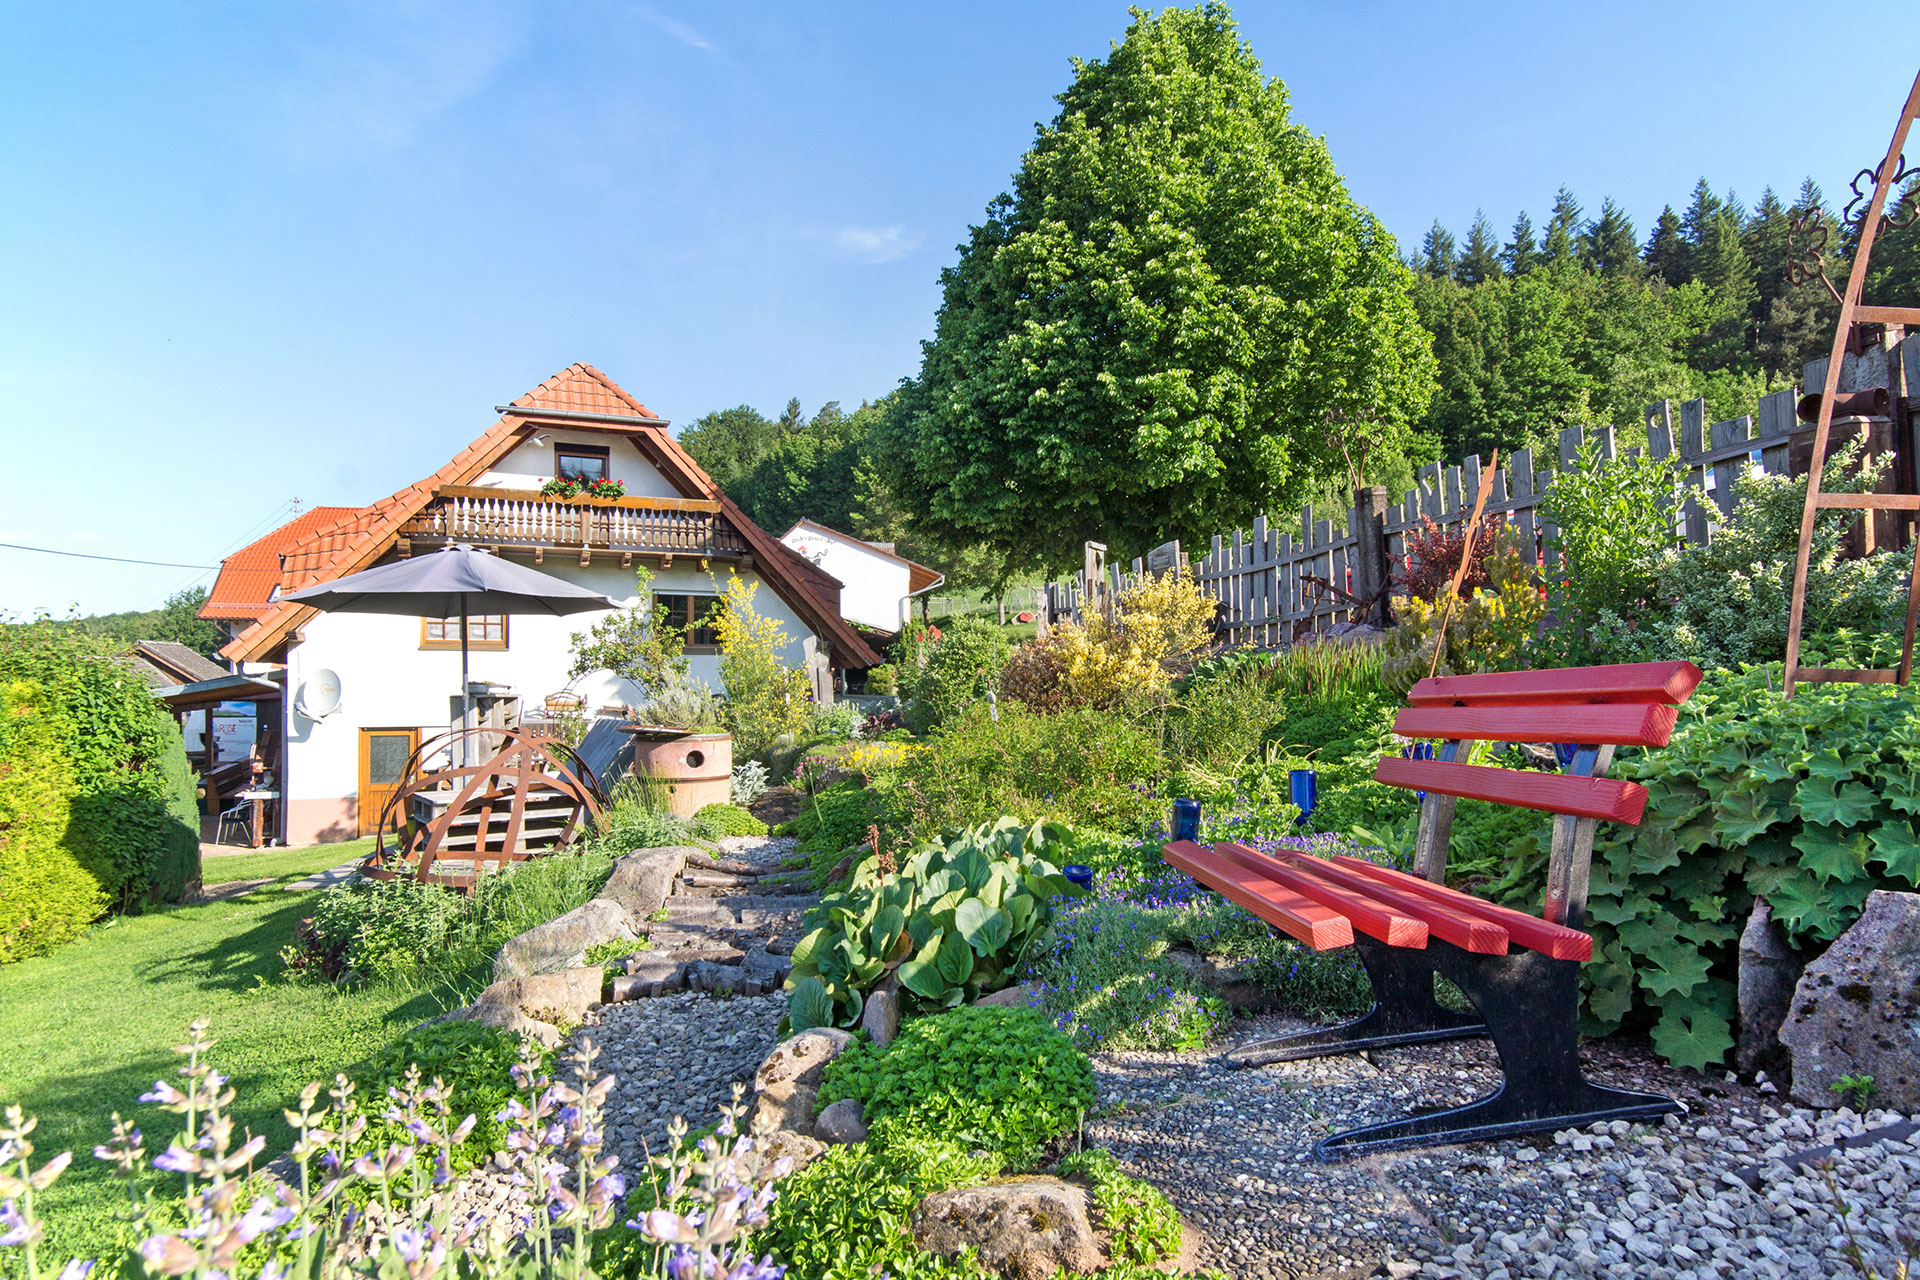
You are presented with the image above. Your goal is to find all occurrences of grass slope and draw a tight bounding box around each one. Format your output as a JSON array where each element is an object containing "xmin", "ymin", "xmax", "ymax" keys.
[{"xmin": 0, "ymin": 839, "xmax": 468, "ymax": 1269}]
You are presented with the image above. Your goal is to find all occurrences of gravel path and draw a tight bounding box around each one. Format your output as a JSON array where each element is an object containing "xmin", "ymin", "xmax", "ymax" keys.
[{"xmin": 1090, "ymin": 1013, "xmax": 1920, "ymax": 1279}]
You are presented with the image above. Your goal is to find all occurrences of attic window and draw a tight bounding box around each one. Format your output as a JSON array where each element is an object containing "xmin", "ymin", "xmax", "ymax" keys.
[{"xmin": 555, "ymin": 443, "xmax": 611, "ymax": 483}]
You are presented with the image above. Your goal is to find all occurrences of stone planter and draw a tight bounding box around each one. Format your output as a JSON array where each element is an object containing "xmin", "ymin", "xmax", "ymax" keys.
[{"xmin": 621, "ymin": 727, "xmax": 733, "ymax": 817}]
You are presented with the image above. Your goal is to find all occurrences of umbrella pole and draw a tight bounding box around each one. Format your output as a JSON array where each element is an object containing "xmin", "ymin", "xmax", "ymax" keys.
[{"xmin": 460, "ymin": 594, "xmax": 473, "ymax": 768}]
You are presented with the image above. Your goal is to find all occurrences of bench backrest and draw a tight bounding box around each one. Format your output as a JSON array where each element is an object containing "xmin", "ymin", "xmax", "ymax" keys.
[{"xmin": 1374, "ymin": 660, "xmax": 1702, "ymax": 931}]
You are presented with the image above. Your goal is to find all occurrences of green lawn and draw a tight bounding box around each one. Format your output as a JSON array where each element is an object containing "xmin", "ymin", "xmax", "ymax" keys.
[
  {"xmin": 198, "ymin": 844, "xmax": 360, "ymax": 884},
  {"xmin": 0, "ymin": 839, "xmax": 474, "ymax": 1269}
]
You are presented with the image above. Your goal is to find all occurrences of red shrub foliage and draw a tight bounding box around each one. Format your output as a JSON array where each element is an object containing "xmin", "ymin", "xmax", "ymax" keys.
[{"xmin": 1399, "ymin": 515, "xmax": 1506, "ymax": 602}]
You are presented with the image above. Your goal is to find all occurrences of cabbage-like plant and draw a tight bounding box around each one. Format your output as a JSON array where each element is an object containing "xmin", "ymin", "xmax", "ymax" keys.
[{"xmin": 784, "ymin": 818, "xmax": 1083, "ymax": 1030}]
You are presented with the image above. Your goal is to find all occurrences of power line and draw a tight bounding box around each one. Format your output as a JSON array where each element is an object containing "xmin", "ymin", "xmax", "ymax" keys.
[{"xmin": 0, "ymin": 541, "xmax": 219, "ymax": 570}]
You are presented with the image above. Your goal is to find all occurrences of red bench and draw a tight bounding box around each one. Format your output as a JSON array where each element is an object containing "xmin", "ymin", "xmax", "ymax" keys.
[{"xmin": 1165, "ymin": 660, "xmax": 1703, "ymax": 1159}]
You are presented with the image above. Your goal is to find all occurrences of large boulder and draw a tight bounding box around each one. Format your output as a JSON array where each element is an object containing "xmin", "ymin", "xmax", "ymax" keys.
[
  {"xmin": 600, "ymin": 847, "xmax": 695, "ymax": 925},
  {"xmin": 753, "ymin": 1081, "xmax": 817, "ymax": 1133},
  {"xmin": 860, "ymin": 983, "xmax": 901, "ymax": 1047},
  {"xmin": 473, "ymin": 967, "xmax": 603, "ymax": 1025},
  {"xmin": 1780, "ymin": 890, "xmax": 1920, "ymax": 1109},
  {"xmin": 1736, "ymin": 897, "xmax": 1807, "ymax": 1077},
  {"xmin": 914, "ymin": 1178, "xmax": 1103, "ymax": 1279},
  {"xmin": 494, "ymin": 897, "xmax": 637, "ymax": 980},
  {"xmin": 754, "ymin": 1029, "xmax": 854, "ymax": 1093}
]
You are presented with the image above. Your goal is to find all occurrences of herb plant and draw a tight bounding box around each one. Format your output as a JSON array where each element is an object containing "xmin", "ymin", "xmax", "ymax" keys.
[{"xmin": 819, "ymin": 1006, "xmax": 1095, "ymax": 1164}]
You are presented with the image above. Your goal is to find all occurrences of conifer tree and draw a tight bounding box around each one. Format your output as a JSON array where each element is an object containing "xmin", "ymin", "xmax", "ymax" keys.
[
  {"xmin": 1743, "ymin": 187, "xmax": 1793, "ymax": 324},
  {"xmin": 1680, "ymin": 178, "xmax": 1725, "ymax": 280},
  {"xmin": 1643, "ymin": 206, "xmax": 1687, "ymax": 283},
  {"xmin": 1421, "ymin": 220, "xmax": 1457, "ymax": 277},
  {"xmin": 1542, "ymin": 187, "xmax": 1583, "ymax": 268},
  {"xmin": 1582, "ymin": 198, "xmax": 1640, "ymax": 277},
  {"xmin": 1503, "ymin": 210, "xmax": 1539, "ymax": 275},
  {"xmin": 1455, "ymin": 210, "xmax": 1503, "ymax": 285}
]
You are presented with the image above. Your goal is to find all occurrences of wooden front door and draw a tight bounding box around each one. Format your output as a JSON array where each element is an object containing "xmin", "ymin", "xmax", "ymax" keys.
[{"xmin": 358, "ymin": 728, "xmax": 419, "ymax": 836}]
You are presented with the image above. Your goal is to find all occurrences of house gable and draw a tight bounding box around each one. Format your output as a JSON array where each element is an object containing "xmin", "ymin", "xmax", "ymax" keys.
[{"xmin": 220, "ymin": 364, "xmax": 880, "ymax": 669}]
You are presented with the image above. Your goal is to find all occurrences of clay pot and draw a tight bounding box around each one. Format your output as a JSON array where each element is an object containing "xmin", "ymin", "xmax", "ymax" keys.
[{"xmin": 621, "ymin": 729, "xmax": 733, "ymax": 817}]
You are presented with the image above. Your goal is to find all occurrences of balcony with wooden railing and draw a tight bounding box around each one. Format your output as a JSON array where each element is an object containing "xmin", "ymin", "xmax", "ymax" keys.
[{"xmin": 398, "ymin": 487, "xmax": 749, "ymax": 563}]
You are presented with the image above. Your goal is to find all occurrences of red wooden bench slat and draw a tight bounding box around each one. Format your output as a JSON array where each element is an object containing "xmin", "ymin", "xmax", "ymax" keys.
[
  {"xmin": 1394, "ymin": 702, "xmax": 1680, "ymax": 748},
  {"xmin": 1373, "ymin": 758, "xmax": 1649, "ymax": 824},
  {"xmin": 1162, "ymin": 841, "xmax": 1353, "ymax": 951},
  {"xmin": 1330, "ymin": 856, "xmax": 1594, "ymax": 961},
  {"xmin": 1258, "ymin": 847, "xmax": 1510, "ymax": 954},
  {"xmin": 1406, "ymin": 661, "xmax": 1703, "ymax": 708},
  {"xmin": 1211, "ymin": 842, "xmax": 1429, "ymax": 949}
]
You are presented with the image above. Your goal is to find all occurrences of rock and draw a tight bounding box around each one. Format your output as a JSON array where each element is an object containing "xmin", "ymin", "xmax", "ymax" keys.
[
  {"xmin": 973, "ymin": 983, "xmax": 1039, "ymax": 1010},
  {"xmin": 812, "ymin": 1098, "xmax": 868, "ymax": 1144},
  {"xmin": 1736, "ymin": 896, "xmax": 1807, "ymax": 1078},
  {"xmin": 743, "ymin": 945, "xmax": 794, "ymax": 986},
  {"xmin": 861, "ymin": 984, "xmax": 901, "ymax": 1048},
  {"xmin": 1780, "ymin": 889, "xmax": 1920, "ymax": 1110},
  {"xmin": 686, "ymin": 961, "xmax": 750, "ymax": 993},
  {"xmin": 913, "ymin": 1178, "xmax": 1103, "ymax": 1279},
  {"xmin": 1164, "ymin": 949, "xmax": 1272, "ymax": 1011},
  {"xmin": 754, "ymin": 1028, "xmax": 854, "ymax": 1093},
  {"xmin": 473, "ymin": 967, "xmax": 603, "ymax": 1024},
  {"xmin": 610, "ymin": 954, "xmax": 688, "ymax": 1000},
  {"xmin": 493, "ymin": 898, "xmax": 637, "ymax": 980},
  {"xmin": 446, "ymin": 1002, "xmax": 562, "ymax": 1048},
  {"xmin": 600, "ymin": 847, "xmax": 695, "ymax": 925},
  {"xmin": 761, "ymin": 1128, "xmax": 825, "ymax": 1172},
  {"xmin": 1320, "ymin": 621, "xmax": 1387, "ymax": 647},
  {"xmin": 754, "ymin": 1080, "xmax": 817, "ymax": 1133}
]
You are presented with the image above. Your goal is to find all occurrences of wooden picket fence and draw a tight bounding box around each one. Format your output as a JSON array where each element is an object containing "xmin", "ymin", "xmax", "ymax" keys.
[{"xmin": 1042, "ymin": 333, "xmax": 1920, "ymax": 648}]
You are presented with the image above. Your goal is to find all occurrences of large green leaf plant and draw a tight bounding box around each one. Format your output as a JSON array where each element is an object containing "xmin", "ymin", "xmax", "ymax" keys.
[
  {"xmin": 1493, "ymin": 654, "xmax": 1920, "ymax": 1071},
  {"xmin": 785, "ymin": 818, "xmax": 1084, "ymax": 1031}
]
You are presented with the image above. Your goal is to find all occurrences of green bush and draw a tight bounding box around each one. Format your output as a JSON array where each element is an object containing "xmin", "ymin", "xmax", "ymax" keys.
[
  {"xmin": 348, "ymin": 1020, "xmax": 546, "ymax": 1172},
  {"xmin": 302, "ymin": 877, "xmax": 473, "ymax": 983},
  {"xmin": 0, "ymin": 617, "xmax": 200, "ymax": 920},
  {"xmin": 588, "ymin": 784, "xmax": 693, "ymax": 855},
  {"xmin": 786, "ymin": 818, "xmax": 1082, "ymax": 1031},
  {"xmin": 885, "ymin": 703, "xmax": 1163, "ymax": 836},
  {"xmin": 810, "ymin": 701, "xmax": 857, "ymax": 737},
  {"xmin": 1057, "ymin": 1147, "xmax": 1183, "ymax": 1265},
  {"xmin": 693, "ymin": 802, "xmax": 767, "ymax": 839},
  {"xmin": 820, "ymin": 1005, "xmax": 1095, "ymax": 1164},
  {"xmin": 864, "ymin": 663, "xmax": 899, "ymax": 696},
  {"xmin": 1493, "ymin": 660, "xmax": 1920, "ymax": 1071},
  {"xmin": 0, "ymin": 681, "xmax": 108, "ymax": 961},
  {"xmin": 900, "ymin": 617, "xmax": 1010, "ymax": 734},
  {"xmin": 786, "ymin": 782, "xmax": 895, "ymax": 890},
  {"xmin": 751, "ymin": 1135, "xmax": 1000, "ymax": 1279},
  {"xmin": 289, "ymin": 853, "xmax": 615, "ymax": 986}
]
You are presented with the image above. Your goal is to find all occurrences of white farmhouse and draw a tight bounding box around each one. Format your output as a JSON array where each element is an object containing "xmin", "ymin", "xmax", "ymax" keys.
[
  {"xmin": 202, "ymin": 364, "xmax": 879, "ymax": 846},
  {"xmin": 778, "ymin": 519, "xmax": 943, "ymax": 634}
]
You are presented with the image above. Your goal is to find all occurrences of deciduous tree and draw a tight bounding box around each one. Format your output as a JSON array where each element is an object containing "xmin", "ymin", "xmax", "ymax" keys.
[{"xmin": 882, "ymin": 3, "xmax": 1435, "ymax": 574}]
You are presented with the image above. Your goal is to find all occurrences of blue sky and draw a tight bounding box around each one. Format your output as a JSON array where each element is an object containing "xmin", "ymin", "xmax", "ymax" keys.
[{"xmin": 2, "ymin": 0, "xmax": 1913, "ymax": 615}]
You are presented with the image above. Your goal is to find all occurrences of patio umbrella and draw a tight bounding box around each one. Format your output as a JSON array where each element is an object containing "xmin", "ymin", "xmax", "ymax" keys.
[{"xmin": 285, "ymin": 544, "xmax": 615, "ymax": 755}]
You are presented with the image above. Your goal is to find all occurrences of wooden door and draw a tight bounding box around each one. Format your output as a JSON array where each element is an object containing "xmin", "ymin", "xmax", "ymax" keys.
[{"xmin": 358, "ymin": 728, "xmax": 419, "ymax": 837}]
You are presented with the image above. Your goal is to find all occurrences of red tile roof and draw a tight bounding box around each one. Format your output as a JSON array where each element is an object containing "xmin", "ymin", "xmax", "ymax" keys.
[
  {"xmin": 200, "ymin": 506, "xmax": 358, "ymax": 620},
  {"xmin": 220, "ymin": 364, "xmax": 880, "ymax": 669}
]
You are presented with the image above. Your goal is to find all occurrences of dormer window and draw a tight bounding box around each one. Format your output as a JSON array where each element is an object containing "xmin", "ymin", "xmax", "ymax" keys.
[{"xmin": 554, "ymin": 443, "xmax": 611, "ymax": 483}]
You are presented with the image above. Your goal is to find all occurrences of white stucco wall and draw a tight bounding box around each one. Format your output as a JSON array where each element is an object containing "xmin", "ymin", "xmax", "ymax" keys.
[
  {"xmin": 780, "ymin": 525, "xmax": 911, "ymax": 632},
  {"xmin": 280, "ymin": 553, "xmax": 816, "ymax": 843},
  {"xmin": 472, "ymin": 430, "xmax": 681, "ymax": 499}
]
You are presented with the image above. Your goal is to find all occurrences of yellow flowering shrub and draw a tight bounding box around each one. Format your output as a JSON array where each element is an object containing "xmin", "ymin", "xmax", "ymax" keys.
[
  {"xmin": 1053, "ymin": 573, "xmax": 1218, "ymax": 709},
  {"xmin": 1380, "ymin": 531, "xmax": 1545, "ymax": 692}
]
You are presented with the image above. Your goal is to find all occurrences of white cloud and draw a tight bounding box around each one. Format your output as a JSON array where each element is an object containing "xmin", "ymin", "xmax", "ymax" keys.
[
  {"xmin": 262, "ymin": 1, "xmax": 527, "ymax": 166},
  {"xmin": 635, "ymin": 6, "xmax": 714, "ymax": 51},
  {"xmin": 830, "ymin": 225, "xmax": 923, "ymax": 264}
]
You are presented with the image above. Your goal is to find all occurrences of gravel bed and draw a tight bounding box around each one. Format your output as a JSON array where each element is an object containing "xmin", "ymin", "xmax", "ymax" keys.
[
  {"xmin": 1089, "ymin": 1015, "xmax": 1920, "ymax": 1279},
  {"xmin": 575, "ymin": 989, "xmax": 787, "ymax": 1173},
  {"xmin": 712, "ymin": 832, "xmax": 802, "ymax": 875}
]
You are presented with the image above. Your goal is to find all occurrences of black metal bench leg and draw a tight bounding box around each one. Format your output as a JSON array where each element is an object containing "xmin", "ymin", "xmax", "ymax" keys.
[
  {"xmin": 1225, "ymin": 936, "xmax": 1487, "ymax": 1067},
  {"xmin": 1313, "ymin": 942, "xmax": 1683, "ymax": 1160}
]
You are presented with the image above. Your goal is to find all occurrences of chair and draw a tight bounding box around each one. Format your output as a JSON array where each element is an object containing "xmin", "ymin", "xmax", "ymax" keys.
[{"xmin": 216, "ymin": 797, "xmax": 254, "ymax": 846}]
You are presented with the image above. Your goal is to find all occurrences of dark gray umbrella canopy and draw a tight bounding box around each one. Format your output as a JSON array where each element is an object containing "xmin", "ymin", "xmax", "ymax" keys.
[
  {"xmin": 285, "ymin": 545, "xmax": 616, "ymax": 754},
  {"xmin": 284, "ymin": 543, "xmax": 613, "ymax": 617}
]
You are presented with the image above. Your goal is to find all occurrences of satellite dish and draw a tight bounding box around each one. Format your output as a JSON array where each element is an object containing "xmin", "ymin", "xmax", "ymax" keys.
[{"xmin": 297, "ymin": 669, "xmax": 343, "ymax": 719}]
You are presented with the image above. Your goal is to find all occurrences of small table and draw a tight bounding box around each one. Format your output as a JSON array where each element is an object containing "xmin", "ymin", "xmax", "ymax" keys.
[{"xmin": 237, "ymin": 789, "xmax": 279, "ymax": 849}]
